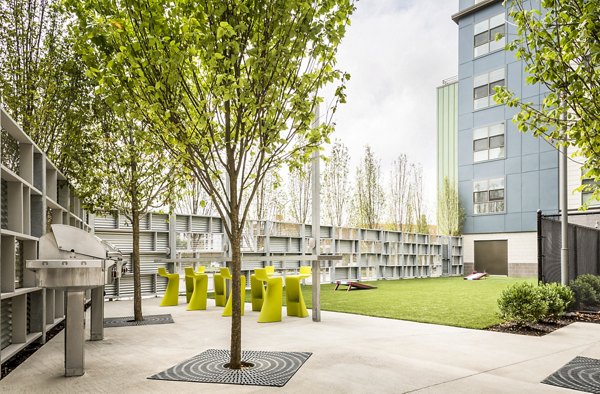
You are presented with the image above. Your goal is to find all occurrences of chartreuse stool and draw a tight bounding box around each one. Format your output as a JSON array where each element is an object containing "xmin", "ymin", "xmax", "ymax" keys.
[
  {"xmin": 299, "ymin": 265, "xmax": 311, "ymax": 280},
  {"xmin": 184, "ymin": 266, "xmax": 206, "ymax": 303},
  {"xmin": 285, "ymin": 275, "xmax": 309, "ymax": 318},
  {"xmin": 221, "ymin": 268, "xmax": 246, "ymax": 317},
  {"xmin": 254, "ymin": 268, "xmax": 282, "ymax": 323},
  {"xmin": 185, "ymin": 268, "xmax": 208, "ymax": 311},
  {"xmin": 250, "ymin": 272, "xmax": 266, "ymax": 312},
  {"xmin": 158, "ymin": 267, "xmax": 180, "ymax": 306},
  {"xmin": 265, "ymin": 266, "xmax": 275, "ymax": 276},
  {"xmin": 213, "ymin": 269, "xmax": 226, "ymax": 307}
]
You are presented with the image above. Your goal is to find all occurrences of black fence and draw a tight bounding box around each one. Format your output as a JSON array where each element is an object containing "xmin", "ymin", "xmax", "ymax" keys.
[{"xmin": 538, "ymin": 211, "xmax": 600, "ymax": 283}]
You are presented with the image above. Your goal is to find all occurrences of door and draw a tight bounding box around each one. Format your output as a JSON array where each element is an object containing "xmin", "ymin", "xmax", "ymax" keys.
[{"xmin": 474, "ymin": 240, "xmax": 508, "ymax": 275}]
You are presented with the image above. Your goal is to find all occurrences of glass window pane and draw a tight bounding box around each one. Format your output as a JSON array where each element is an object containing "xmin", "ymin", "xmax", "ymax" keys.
[
  {"xmin": 474, "ymin": 73, "xmax": 489, "ymax": 87},
  {"xmin": 489, "ymin": 135, "xmax": 504, "ymax": 148},
  {"xmin": 490, "ymin": 79, "xmax": 505, "ymax": 92},
  {"xmin": 474, "ymin": 20, "xmax": 489, "ymax": 35},
  {"xmin": 474, "ymin": 180, "xmax": 489, "ymax": 192},
  {"xmin": 473, "ymin": 138, "xmax": 489, "ymax": 151},
  {"xmin": 474, "ymin": 150, "xmax": 489, "ymax": 162},
  {"xmin": 489, "ymin": 123, "xmax": 504, "ymax": 136},
  {"xmin": 488, "ymin": 147, "xmax": 505, "ymax": 160},
  {"xmin": 474, "ymin": 44, "xmax": 489, "ymax": 57},
  {"xmin": 489, "ymin": 177, "xmax": 504, "ymax": 189},
  {"xmin": 491, "ymin": 201, "xmax": 505, "ymax": 212},
  {"xmin": 489, "ymin": 37, "xmax": 505, "ymax": 52},
  {"xmin": 490, "ymin": 25, "xmax": 505, "ymax": 40},
  {"xmin": 474, "ymin": 127, "xmax": 488, "ymax": 139},
  {"xmin": 474, "ymin": 97, "xmax": 489, "ymax": 110},
  {"xmin": 489, "ymin": 68, "xmax": 505, "ymax": 82},
  {"xmin": 489, "ymin": 189, "xmax": 504, "ymax": 201},
  {"xmin": 474, "ymin": 85, "xmax": 489, "ymax": 100},
  {"xmin": 490, "ymin": 14, "xmax": 505, "ymax": 28},
  {"xmin": 474, "ymin": 191, "xmax": 488, "ymax": 203},
  {"xmin": 474, "ymin": 203, "xmax": 488, "ymax": 214},
  {"xmin": 474, "ymin": 32, "xmax": 490, "ymax": 47}
]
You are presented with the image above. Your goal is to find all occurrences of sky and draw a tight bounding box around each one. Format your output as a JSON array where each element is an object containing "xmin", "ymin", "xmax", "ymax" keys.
[{"xmin": 323, "ymin": 0, "xmax": 459, "ymax": 221}]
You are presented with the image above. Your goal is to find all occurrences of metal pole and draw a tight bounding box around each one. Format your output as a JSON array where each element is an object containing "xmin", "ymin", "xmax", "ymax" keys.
[
  {"xmin": 311, "ymin": 105, "xmax": 321, "ymax": 322},
  {"xmin": 560, "ymin": 102, "xmax": 569, "ymax": 285},
  {"xmin": 90, "ymin": 286, "xmax": 104, "ymax": 341},
  {"xmin": 537, "ymin": 210, "xmax": 543, "ymax": 283},
  {"xmin": 65, "ymin": 291, "xmax": 85, "ymax": 377}
]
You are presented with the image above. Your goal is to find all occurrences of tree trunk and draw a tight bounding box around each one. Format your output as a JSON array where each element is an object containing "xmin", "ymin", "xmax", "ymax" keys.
[
  {"xmin": 131, "ymin": 157, "xmax": 143, "ymax": 321},
  {"xmin": 229, "ymin": 217, "xmax": 243, "ymax": 368}
]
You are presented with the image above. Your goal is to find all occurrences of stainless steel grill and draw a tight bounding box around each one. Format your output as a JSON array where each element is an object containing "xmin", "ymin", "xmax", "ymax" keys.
[{"xmin": 26, "ymin": 224, "xmax": 127, "ymax": 377}]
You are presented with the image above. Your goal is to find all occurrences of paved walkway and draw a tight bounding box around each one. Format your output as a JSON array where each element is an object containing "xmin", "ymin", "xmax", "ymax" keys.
[{"xmin": 3, "ymin": 296, "xmax": 599, "ymax": 393}]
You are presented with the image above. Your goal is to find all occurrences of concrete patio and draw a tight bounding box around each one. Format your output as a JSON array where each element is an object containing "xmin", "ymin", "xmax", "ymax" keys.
[{"xmin": 3, "ymin": 296, "xmax": 599, "ymax": 393}]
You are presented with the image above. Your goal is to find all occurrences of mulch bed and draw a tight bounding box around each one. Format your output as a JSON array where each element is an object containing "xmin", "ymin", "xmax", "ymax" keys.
[{"xmin": 487, "ymin": 311, "xmax": 600, "ymax": 336}]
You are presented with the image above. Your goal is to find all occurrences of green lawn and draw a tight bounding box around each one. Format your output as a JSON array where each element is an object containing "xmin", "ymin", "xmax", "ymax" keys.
[{"xmin": 267, "ymin": 276, "xmax": 534, "ymax": 329}]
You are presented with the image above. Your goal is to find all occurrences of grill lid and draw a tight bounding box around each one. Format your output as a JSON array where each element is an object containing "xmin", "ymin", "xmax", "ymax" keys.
[{"xmin": 41, "ymin": 224, "xmax": 118, "ymax": 260}]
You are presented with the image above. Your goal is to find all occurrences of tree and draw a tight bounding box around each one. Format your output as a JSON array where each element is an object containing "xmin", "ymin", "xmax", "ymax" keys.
[
  {"xmin": 76, "ymin": 106, "xmax": 181, "ymax": 322},
  {"xmin": 388, "ymin": 154, "xmax": 409, "ymax": 231},
  {"xmin": 67, "ymin": 0, "xmax": 355, "ymax": 369},
  {"xmin": 353, "ymin": 145, "xmax": 384, "ymax": 228},
  {"xmin": 288, "ymin": 164, "xmax": 312, "ymax": 224},
  {"xmin": 322, "ymin": 140, "xmax": 350, "ymax": 226},
  {"xmin": 406, "ymin": 164, "xmax": 428, "ymax": 233},
  {"xmin": 437, "ymin": 177, "xmax": 464, "ymax": 236},
  {"xmin": 0, "ymin": 0, "xmax": 96, "ymax": 176},
  {"xmin": 496, "ymin": 0, "xmax": 600, "ymax": 202},
  {"xmin": 250, "ymin": 170, "xmax": 286, "ymax": 222},
  {"xmin": 176, "ymin": 177, "xmax": 215, "ymax": 216}
]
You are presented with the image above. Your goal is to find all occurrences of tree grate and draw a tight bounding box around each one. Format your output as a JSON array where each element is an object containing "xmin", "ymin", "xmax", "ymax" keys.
[
  {"xmin": 542, "ymin": 356, "xmax": 600, "ymax": 393},
  {"xmin": 103, "ymin": 314, "xmax": 174, "ymax": 327},
  {"xmin": 148, "ymin": 349, "xmax": 311, "ymax": 387}
]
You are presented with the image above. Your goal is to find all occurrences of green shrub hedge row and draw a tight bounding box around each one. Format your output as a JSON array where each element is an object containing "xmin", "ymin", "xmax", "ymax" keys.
[{"xmin": 497, "ymin": 282, "xmax": 574, "ymax": 325}]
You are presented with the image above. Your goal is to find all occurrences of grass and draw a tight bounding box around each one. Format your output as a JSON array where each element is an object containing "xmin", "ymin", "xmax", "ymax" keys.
[{"xmin": 240, "ymin": 276, "xmax": 535, "ymax": 329}]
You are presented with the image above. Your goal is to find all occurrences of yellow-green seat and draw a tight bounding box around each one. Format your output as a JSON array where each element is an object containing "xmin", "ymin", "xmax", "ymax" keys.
[
  {"xmin": 157, "ymin": 267, "xmax": 179, "ymax": 306},
  {"xmin": 250, "ymin": 273, "xmax": 266, "ymax": 312},
  {"xmin": 285, "ymin": 275, "xmax": 308, "ymax": 318},
  {"xmin": 185, "ymin": 266, "xmax": 207, "ymax": 303},
  {"xmin": 213, "ymin": 269, "xmax": 226, "ymax": 307},
  {"xmin": 254, "ymin": 268, "xmax": 282, "ymax": 323},
  {"xmin": 221, "ymin": 268, "xmax": 246, "ymax": 317},
  {"xmin": 187, "ymin": 273, "xmax": 209, "ymax": 311},
  {"xmin": 299, "ymin": 266, "xmax": 311, "ymax": 280},
  {"xmin": 265, "ymin": 266, "xmax": 275, "ymax": 276}
]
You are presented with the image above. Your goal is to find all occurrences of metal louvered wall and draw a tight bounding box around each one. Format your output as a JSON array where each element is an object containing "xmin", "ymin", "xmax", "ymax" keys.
[{"xmin": 1, "ymin": 299, "xmax": 12, "ymax": 350}]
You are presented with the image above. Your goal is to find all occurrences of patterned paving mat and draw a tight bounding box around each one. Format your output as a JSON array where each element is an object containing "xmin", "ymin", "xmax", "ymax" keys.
[
  {"xmin": 542, "ymin": 356, "xmax": 600, "ymax": 393},
  {"xmin": 103, "ymin": 314, "xmax": 174, "ymax": 327},
  {"xmin": 148, "ymin": 349, "xmax": 311, "ymax": 387}
]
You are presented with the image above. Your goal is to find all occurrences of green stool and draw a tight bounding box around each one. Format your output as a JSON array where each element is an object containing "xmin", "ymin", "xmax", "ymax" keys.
[
  {"xmin": 187, "ymin": 273, "xmax": 208, "ymax": 310},
  {"xmin": 265, "ymin": 266, "xmax": 275, "ymax": 276},
  {"xmin": 158, "ymin": 267, "xmax": 179, "ymax": 306},
  {"xmin": 214, "ymin": 271, "xmax": 226, "ymax": 307},
  {"xmin": 250, "ymin": 273, "xmax": 266, "ymax": 312},
  {"xmin": 299, "ymin": 265, "xmax": 311, "ymax": 280},
  {"xmin": 285, "ymin": 275, "xmax": 308, "ymax": 318},
  {"xmin": 221, "ymin": 268, "xmax": 246, "ymax": 317},
  {"xmin": 185, "ymin": 266, "xmax": 206, "ymax": 303},
  {"xmin": 255, "ymin": 268, "xmax": 282, "ymax": 323}
]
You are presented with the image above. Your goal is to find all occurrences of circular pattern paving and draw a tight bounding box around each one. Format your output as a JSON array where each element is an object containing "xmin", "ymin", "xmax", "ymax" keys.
[
  {"xmin": 149, "ymin": 349, "xmax": 312, "ymax": 387},
  {"xmin": 542, "ymin": 356, "xmax": 600, "ymax": 393}
]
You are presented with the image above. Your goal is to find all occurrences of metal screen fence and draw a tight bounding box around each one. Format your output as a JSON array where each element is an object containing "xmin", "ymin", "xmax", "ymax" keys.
[{"xmin": 540, "ymin": 213, "xmax": 600, "ymax": 283}]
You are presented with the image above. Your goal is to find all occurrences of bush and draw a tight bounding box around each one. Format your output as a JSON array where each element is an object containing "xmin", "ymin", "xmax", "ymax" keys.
[
  {"xmin": 497, "ymin": 282, "xmax": 548, "ymax": 325},
  {"xmin": 539, "ymin": 283, "xmax": 574, "ymax": 317},
  {"xmin": 569, "ymin": 274, "xmax": 600, "ymax": 310}
]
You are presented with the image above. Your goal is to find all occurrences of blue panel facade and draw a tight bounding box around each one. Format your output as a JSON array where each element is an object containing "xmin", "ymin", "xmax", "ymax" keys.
[{"xmin": 455, "ymin": 0, "xmax": 558, "ymax": 235}]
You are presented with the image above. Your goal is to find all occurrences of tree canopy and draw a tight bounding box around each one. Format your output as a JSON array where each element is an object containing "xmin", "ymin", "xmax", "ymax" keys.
[{"xmin": 496, "ymin": 0, "xmax": 600, "ymax": 204}]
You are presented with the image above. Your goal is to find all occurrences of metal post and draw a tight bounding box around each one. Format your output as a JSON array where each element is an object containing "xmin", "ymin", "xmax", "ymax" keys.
[
  {"xmin": 560, "ymin": 102, "xmax": 569, "ymax": 285},
  {"xmin": 311, "ymin": 105, "xmax": 321, "ymax": 322},
  {"xmin": 90, "ymin": 286, "xmax": 104, "ymax": 341},
  {"xmin": 65, "ymin": 291, "xmax": 85, "ymax": 377},
  {"xmin": 537, "ymin": 210, "xmax": 543, "ymax": 283}
]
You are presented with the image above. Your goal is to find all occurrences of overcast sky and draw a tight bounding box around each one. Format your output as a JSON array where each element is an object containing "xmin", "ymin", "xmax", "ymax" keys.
[{"xmin": 323, "ymin": 0, "xmax": 459, "ymax": 221}]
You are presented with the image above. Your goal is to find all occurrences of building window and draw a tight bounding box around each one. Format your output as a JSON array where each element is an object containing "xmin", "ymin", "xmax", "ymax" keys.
[
  {"xmin": 473, "ymin": 123, "xmax": 505, "ymax": 162},
  {"xmin": 473, "ymin": 68, "xmax": 504, "ymax": 110},
  {"xmin": 474, "ymin": 13, "xmax": 505, "ymax": 57},
  {"xmin": 582, "ymin": 177, "xmax": 600, "ymax": 207},
  {"xmin": 473, "ymin": 178, "xmax": 505, "ymax": 214}
]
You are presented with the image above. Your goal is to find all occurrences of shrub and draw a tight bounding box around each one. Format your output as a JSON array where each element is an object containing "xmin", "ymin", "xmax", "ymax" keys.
[
  {"xmin": 569, "ymin": 274, "xmax": 600, "ymax": 310},
  {"xmin": 539, "ymin": 283, "xmax": 574, "ymax": 317},
  {"xmin": 497, "ymin": 282, "xmax": 548, "ymax": 325}
]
